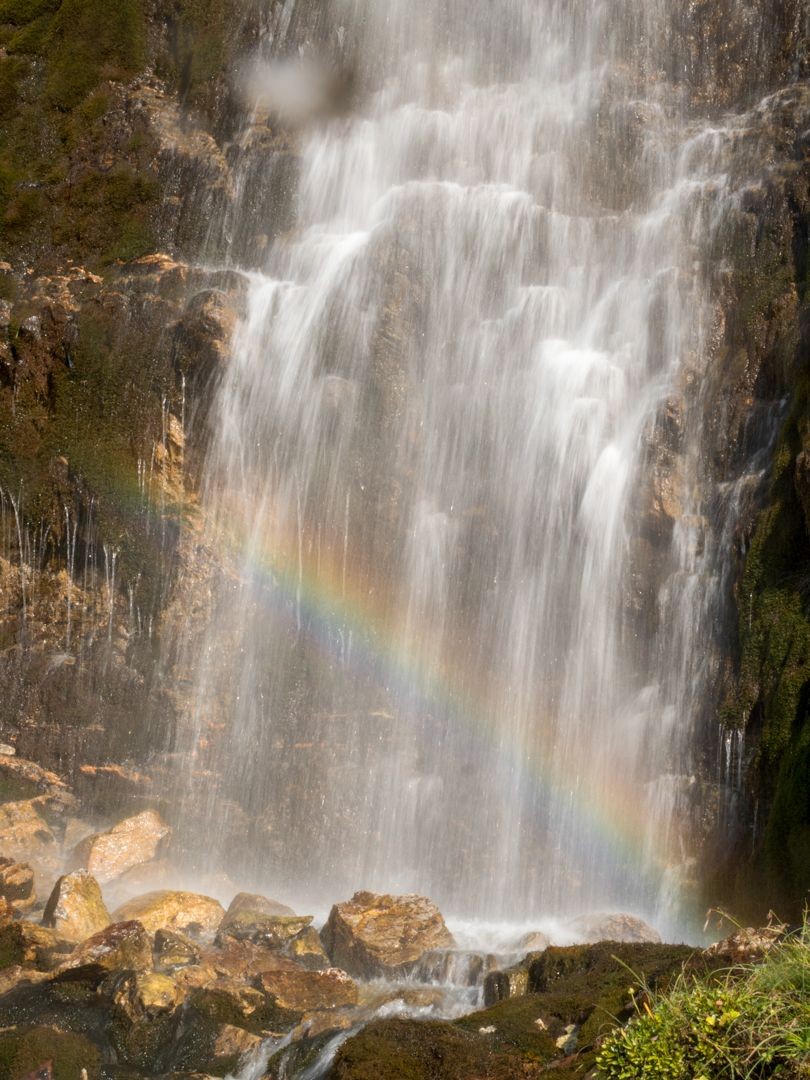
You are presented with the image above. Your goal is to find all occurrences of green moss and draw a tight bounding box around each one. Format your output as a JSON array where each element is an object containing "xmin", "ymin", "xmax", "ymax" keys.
[
  {"xmin": 0, "ymin": 1025, "xmax": 101, "ymax": 1079},
  {"xmin": 718, "ymin": 363, "xmax": 810, "ymax": 913},
  {"xmin": 45, "ymin": 0, "xmax": 146, "ymax": 110}
]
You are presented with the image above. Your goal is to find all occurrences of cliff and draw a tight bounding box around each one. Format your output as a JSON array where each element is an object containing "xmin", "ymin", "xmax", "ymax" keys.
[{"xmin": 0, "ymin": 0, "xmax": 807, "ymax": 921}]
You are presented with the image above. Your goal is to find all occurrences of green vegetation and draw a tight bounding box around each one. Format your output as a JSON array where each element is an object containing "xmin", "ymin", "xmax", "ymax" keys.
[{"xmin": 598, "ymin": 925, "xmax": 810, "ymax": 1078}]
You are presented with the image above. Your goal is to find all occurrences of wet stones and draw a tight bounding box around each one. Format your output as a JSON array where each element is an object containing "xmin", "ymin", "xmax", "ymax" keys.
[
  {"xmin": 320, "ymin": 890, "xmax": 456, "ymax": 979},
  {"xmin": 41, "ymin": 870, "xmax": 110, "ymax": 943},
  {"xmin": 112, "ymin": 890, "xmax": 225, "ymax": 938},
  {"xmin": 68, "ymin": 809, "xmax": 170, "ymax": 884}
]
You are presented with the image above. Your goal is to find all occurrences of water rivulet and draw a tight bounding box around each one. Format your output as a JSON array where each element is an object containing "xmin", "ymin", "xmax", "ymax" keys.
[{"xmin": 168, "ymin": 0, "xmax": 792, "ymax": 936}]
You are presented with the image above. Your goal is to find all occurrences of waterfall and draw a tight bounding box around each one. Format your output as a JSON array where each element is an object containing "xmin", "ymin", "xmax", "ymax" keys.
[{"xmin": 169, "ymin": 0, "xmax": 750, "ymax": 937}]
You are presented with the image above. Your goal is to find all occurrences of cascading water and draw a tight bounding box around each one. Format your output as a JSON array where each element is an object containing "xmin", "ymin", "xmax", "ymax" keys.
[{"xmin": 169, "ymin": 0, "xmax": 752, "ymax": 938}]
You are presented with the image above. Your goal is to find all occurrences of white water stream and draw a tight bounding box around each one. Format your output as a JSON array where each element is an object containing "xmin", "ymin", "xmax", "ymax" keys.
[{"xmin": 171, "ymin": 0, "xmax": 757, "ymax": 942}]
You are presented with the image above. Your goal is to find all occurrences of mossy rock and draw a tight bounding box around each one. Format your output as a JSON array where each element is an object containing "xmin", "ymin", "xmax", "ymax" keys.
[{"xmin": 0, "ymin": 1025, "xmax": 102, "ymax": 1080}]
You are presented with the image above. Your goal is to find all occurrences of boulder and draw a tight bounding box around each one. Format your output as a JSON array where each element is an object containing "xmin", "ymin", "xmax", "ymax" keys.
[
  {"xmin": 41, "ymin": 870, "xmax": 110, "ymax": 943},
  {"xmin": 517, "ymin": 930, "xmax": 550, "ymax": 952},
  {"xmin": 0, "ymin": 857, "xmax": 35, "ymax": 912},
  {"xmin": 154, "ymin": 927, "xmax": 201, "ymax": 969},
  {"xmin": 216, "ymin": 893, "xmax": 311, "ymax": 948},
  {"xmin": 69, "ymin": 809, "xmax": 170, "ymax": 884},
  {"xmin": 113, "ymin": 890, "xmax": 225, "ymax": 938},
  {"xmin": 57, "ymin": 919, "xmax": 152, "ymax": 977},
  {"xmin": 567, "ymin": 912, "xmax": 661, "ymax": 944},
  {"xmin": 320, "ymin": 891, "xmax": 455, "ymax": 978},
  {"xmin": 258, "ymin": 967, "xmax": 359, "ymax": 1016}
]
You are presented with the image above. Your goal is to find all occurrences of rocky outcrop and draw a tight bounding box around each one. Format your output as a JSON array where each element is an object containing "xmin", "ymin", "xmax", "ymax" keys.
[
  {"xmin": 320, "ymin": 891, "xmax": 456, "ymax": 979},
  {"xmin": 216, "ymin": 892, "xmax": 312, "ymax": 948}
]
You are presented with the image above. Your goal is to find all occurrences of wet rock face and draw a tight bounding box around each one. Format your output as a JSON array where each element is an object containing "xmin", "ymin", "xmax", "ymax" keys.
[
  {"xmin": 41, "ymin": 870, "xmax": 110, "ymax": 944},
  {"xmin": 320, "ymin": 891, "xmax": 456, "ymax": 979},
  {"xmin": 68, "ymin": 809, "xmax": 170, "ymax": 884},
  {"xmin": 215, "ymin": 894, "xmax": 313, "ymax": 948}
]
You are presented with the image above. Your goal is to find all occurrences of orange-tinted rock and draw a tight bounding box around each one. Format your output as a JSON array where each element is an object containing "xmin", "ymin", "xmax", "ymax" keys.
[
  {"xmin": 113, "ymin": 890, "xmax": 225, "ymax": 938},
  {"xmin": 320, "ymin": 891, "xmax": 455, "ymax": 978},
  {"xmin": 0, "ymin": 857, "xmax": 35, "ymax": 912},
  {"xmin": 69, "ymin": 810, "xmax": 170, "ymax": 884}
]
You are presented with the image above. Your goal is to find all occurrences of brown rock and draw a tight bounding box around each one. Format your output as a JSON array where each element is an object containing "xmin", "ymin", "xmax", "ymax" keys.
[
  {"xmin": 113, "ymin": 890, "xmax": 225, "ymax": 938},
  {"xmin": 567, "ymin": 912, "xmax": 662, "ymax": 944},
  {"xmin": 0, "ymin": 857, "xmax": 35, "ymax": 911},
  {"xmin": 57, "ymin": 919, "xmax": 152, "ymax": 976},
  {"xmin": 258, "ymin": 967, "xmax": 358, "ymax": 1015},
  {"xmin": 41, "ymin": 870, "xmax": 110, "ymax": 943},
  {"xmin": 320, "ymin": 891, "xmax": 456, "ymax": 978},
  {"xmin": 69, "ymin": 810, "xmax": 170, "ymax": 884},
  {"xmin": 0, "ymin": 755, "xmax": 68, "ymax": 799}
]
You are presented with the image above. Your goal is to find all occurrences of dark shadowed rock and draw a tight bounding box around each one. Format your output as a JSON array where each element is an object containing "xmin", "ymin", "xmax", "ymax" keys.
[
  {"xmin": 0, "ymin": 919, "xmax": 73, "ymax": 972},
  {"xmin": 56, "ymin": 919, "xmax": 152, "ymax": 978},
  {"xmin": 154, "ymin": 927, "xmax": 201, "ymax": 969},
  {"xmin": 320, "ymin": 891, "xmax": 456, "ymax": 979}
]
